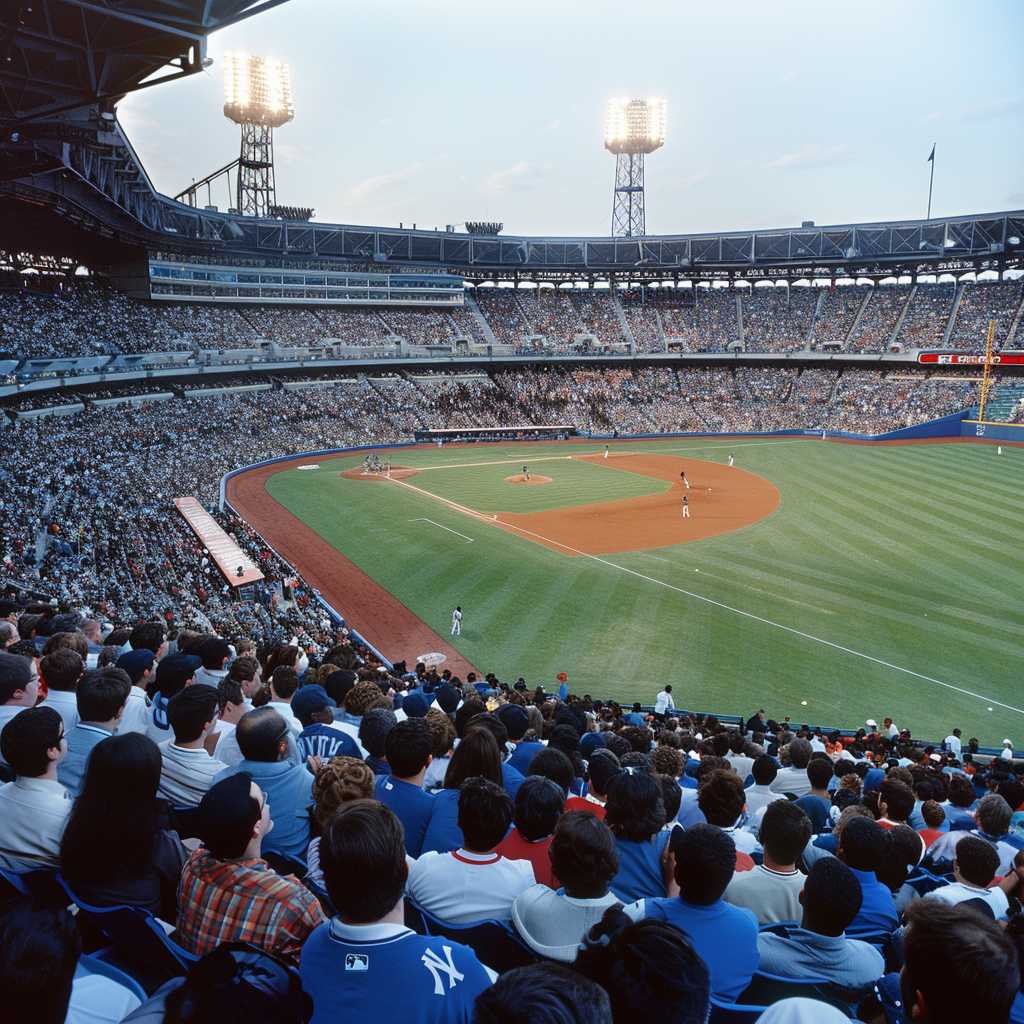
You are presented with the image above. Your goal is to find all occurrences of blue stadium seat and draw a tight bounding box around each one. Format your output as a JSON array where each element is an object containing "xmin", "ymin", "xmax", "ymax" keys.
[
  {"xmin": 410, "ymin": 900, "xmax": 537, "ymax": 973},
  {"xmin": 76, "ymin": 953, "xmax": 148, "ymax": 1004},
  {"xmin": 263, "ymin": 850, "xmax": 308, "ymax": 879},
  {"xmin": 903, "ymin": 869, "xmax": 949, "ymax": 897},
  {"xmin": 741, "ymin": 970, "xmax": 862, "ymax": 1015},
  {"xmin": 709, "ymin": 997, "xmax": 772, "ymax": 1023}
]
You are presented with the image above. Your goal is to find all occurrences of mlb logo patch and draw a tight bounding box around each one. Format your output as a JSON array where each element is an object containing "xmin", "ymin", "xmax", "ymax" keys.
[{"xmin": 345, "ymin": 953, "xmax": 369, "ymax": 972}]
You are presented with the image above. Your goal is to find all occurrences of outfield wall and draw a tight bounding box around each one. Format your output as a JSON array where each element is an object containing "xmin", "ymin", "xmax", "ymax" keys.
[{"xmin": 961, "ymin": 419, "xmax": 1024, "ymax": 442}]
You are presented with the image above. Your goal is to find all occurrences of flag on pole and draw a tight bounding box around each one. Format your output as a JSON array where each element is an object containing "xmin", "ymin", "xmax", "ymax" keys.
[{"xmin": 927, "ymin": 144, "xmax": 935, "ymax": 162}]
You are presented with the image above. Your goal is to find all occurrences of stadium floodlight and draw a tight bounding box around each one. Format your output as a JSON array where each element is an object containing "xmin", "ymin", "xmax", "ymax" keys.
[
  {"xmin": 222, "ymin": 53, "xmax": 294, "ymax": 217},
  {"xmin": 603, "ymin": 97, "xmax": 666, "ymax": 237}
]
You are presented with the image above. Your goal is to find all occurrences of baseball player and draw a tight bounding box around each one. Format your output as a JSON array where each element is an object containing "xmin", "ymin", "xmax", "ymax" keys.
[
  {"xmin": 728, "ymin": 454, "xmax": 734, "ymax": 467},
  {"xmin": 522, "ymin": 464, "xmax": 530, "ymax": 481},
  {"xmin": 451, "ymin": 606, "xmax": 462, "ymax": 636},
  {"xmin": 998, "ymin": 446, "xmax": 1003, "ymax": 456},
  {"xmin": 603, "ymin": 445, "xmax": 609, "ymax": 460},
  {"xmin": 680, "ymin": 469, "xmax": 690, "ymax": 489},
  {"xmin": 681, "ymin": 495, "xmax": 690, "ymax": 519}
]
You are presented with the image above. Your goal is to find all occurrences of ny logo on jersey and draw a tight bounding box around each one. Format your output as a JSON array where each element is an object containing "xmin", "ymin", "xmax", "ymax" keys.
[{"xmin": 421, "ymin": 944, "xmax": 464, "ymax": 995}]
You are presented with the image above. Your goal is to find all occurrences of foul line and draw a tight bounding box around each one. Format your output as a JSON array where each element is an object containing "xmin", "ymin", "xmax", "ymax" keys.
[
  {"xmin": 409, "ymin": 518, "xmax": 475, "ymax": 543},
  {"xmin": 387, "ymin": 475, "xmax": 498, "ymax": 521}
]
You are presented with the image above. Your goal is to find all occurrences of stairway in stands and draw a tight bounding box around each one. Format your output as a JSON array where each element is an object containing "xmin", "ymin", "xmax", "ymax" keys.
[{"xmin": 983, "ymin": 380, "xmax": 1024, "ymax": 421}]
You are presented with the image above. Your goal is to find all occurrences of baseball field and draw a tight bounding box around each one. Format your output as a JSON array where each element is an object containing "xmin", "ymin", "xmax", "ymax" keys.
[{"xmin": 227, "ymin": 437, "xmax": 1024, "ymax": 746}]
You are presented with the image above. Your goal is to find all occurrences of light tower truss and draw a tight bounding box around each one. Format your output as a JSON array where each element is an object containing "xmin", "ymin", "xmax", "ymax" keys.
[{"xmin": 611, "ymin": 152, "xmax": 648, "ymax": 238}]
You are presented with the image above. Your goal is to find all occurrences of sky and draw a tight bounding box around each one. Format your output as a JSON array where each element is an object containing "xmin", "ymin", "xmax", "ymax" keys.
[{"xmin": 118, "ymin": 0, "xmax": 1024, "ymax": 238}]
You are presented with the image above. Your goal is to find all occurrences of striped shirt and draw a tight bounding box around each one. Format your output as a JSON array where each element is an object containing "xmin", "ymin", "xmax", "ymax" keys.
[
  {"xmin": 157, "ymin": 742, "xmax": 226, "ymax": 808},
  {"xmin": 176, "ymin": 849, "xmax": 325, "ymax": 964}
]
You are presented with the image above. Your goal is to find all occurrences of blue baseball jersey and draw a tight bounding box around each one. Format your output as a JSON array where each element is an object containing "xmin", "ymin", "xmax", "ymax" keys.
[
  {"xmin": 298, "ymin": 724, "xmax": 361, "ymax": 762},
  {"xmin": 375, "ymin": 775, "xmax": 436, "ymax": 858}
]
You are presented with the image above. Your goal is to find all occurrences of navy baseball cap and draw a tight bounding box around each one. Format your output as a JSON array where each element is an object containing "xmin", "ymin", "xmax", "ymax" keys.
[
  {"xmin": 156, "ymin": 653, "xmax": 202, "ymax": 695},
  {"xmin": 291, "ymin": 685, "xmax": 336, "ymax": 724},
  {"xmin": 400, "ymin": 691, "xmax": 430, "ymax": 718},
  {"xmin": 496, "ymin": 703, "xmax": 530, "ymax": 740},
  {"xmin": 116, "ymin": 648, "xmax": 155, "ymax": 684}
]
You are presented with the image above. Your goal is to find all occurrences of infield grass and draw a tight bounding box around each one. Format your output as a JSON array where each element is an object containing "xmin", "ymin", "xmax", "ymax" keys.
[{"xmin": 266, "ymin": 439, "xmax": 1024, "ymax": 745}]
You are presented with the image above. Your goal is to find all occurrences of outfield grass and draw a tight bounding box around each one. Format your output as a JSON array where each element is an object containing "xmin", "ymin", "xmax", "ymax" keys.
[{"xmin": 266, "ymin": 439, "xmax": 1024, "ymax": 745}]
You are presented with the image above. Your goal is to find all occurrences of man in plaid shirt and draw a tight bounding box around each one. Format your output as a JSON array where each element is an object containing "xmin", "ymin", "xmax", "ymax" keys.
[{"xmin": 176, "ymin": 772, "xmax": 325, "ymax": 964}]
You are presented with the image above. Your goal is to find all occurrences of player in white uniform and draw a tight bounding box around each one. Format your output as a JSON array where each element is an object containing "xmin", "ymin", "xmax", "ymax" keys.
[
  {"xmin": 728, "ymin": 454, "xmax": 734, "ymax": 467},
  {"xmin": 681, "ymin": 495, "xmax": 690, "ymax": 519},
  {"xmin": 451, "ymin": 606, "xmax": 462, "ymax": 636},
  {"xmin": 603, "ymin": 445, "xmax": 609, "ymax": 460}
]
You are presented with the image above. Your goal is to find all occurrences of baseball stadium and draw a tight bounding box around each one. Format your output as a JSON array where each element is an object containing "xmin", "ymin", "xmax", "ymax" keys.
[{"xmin": 1, "ymin": 2, "xmax": 1024, "ymax": 1020}]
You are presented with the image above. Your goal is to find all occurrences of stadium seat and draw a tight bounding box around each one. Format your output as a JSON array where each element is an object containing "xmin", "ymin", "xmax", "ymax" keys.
[
  {"xmin": 903, "ymin": 869, "xmax": 949, "ymax": 897},
  {"xmin": 757, "ymin": 921, "xmax": 800, "ymax": 936},
  {"xmin": 410, "ymin": 900, "xmax": 537, "ymax": 973},
  {"xmin": 0, "ymin": 867, "xmax": 66, "ymax": 907},
  {"xmin": 304, "ymin": 877, "xmax": 336, "ymax": 918},
  {"xmin": 740, "ymin": 970, "xmax": 861, "ymax": 1015},
  {"xmin": 76, "ymin": 953, "xmax": 148, "ymax": 1004},
  {"xmin": 709, "ymin": 997, "xmax": 772, "ymax": 1023}
]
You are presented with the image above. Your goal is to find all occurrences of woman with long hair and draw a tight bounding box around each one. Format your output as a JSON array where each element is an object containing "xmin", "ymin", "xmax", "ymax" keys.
[
  {"xmin": 420, "ymin": 727, "xmax": 503, "ymax": 854},
  {"xmin": 59, "ymin": 732, "xmax": 187, "ymax": 921},
  {"xmin": 604, "ymin": 770, "xmax": 670, "ymax": 903}
]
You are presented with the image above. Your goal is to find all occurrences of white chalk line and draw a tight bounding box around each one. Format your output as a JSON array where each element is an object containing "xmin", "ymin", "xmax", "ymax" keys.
[
  {"xmin": 409, "ymin": 518, "xmax": 476, "ymax": 543},
  {"xmin": 383, "ymin": 447, "xmax": 1024, "ymax": 716},
  {"xmin": 655, "ymin": 440, "xmax": 814, "ymax": 454}
]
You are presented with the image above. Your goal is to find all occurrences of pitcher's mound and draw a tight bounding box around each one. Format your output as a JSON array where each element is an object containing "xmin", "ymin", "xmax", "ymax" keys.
[{"xmin": 505, "ymin": 473, "xmax": 552, "ymax": 485}]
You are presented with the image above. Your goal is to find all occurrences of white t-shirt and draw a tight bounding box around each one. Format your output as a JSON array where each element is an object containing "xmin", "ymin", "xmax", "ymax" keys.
[
  {"xmin": 407, "ymin": 849, "xmax": 535, "ymax": 924},
  {"xmin": 654, "ymin": 690, "xmax": 675, "ymax": 714},
  {"xmin": 926, "ymin": 880, "xmax": 1009, "ymax": 919}
]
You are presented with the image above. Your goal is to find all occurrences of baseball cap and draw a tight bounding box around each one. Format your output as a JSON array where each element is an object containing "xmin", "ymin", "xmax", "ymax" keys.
[
  {"xmin": 291, "ymin": 685, "xmax": 336, "ymax": 725},
  {"xmin": 359, "ymin": 707, "xmax": 397, "ymax": 758},
  {"xmin": 116, "ymin": 648, "xmax": 155, "ymax": 684},
  {"xmin": 496, "ymin": 703, "xmax": 530, "ymax": 740},
  {"xmin": 197, "ymin": 773, "xmax": 261, "ymax": 859},
  {"xmin": 865, "ymin": 719, "xmax": 878, "ymax": 729},
  {"xmin": 435, "ymin": 685, "xmax": 461, "ymax": 715},
  {"xmin": 156, "ymin": 653, "xmax": 202, "ymax": 695},
  {"xmin": 580, "ymin": 731, "xmax": 606, "ymax": 758},
  {"xmin": 400, "ymin": 691, "xmax": 430, "ymax": 719}
]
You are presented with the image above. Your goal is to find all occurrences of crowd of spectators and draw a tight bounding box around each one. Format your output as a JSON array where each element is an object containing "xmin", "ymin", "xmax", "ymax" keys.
[
  {"xmin": 809, "ymin": 286, "xmax": 869, "ymax": 349},
  {"xmin": 947, "ymin": 280, "xmax": 1024, "ymax": 351},
  {"xmin": 848, "ymin": 288, "xmax": 912, "ymax": 353},
  {"xmin": 895, "ymin": 283, "xmax": 957, "ymax": 350},
  {"xmin": 0, "ymin": 635, "xmax": 1021, "ymax": 1023},
  {"xmin": 741, "ymin": 286, "xmax": 817, "ymax": 352}
]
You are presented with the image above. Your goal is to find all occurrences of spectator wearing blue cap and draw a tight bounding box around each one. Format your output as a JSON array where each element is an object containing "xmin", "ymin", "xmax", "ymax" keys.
[
  {"xmin": 115, "ymin": 649, "xmax": 155, "ymax": 736},
  {"xmin": 399, "ymin": 690, "xmax": 431, "ymax": 719},
  {"xmin": 293, "ymin": 685, "xmax": 360, "ymax": 765}
]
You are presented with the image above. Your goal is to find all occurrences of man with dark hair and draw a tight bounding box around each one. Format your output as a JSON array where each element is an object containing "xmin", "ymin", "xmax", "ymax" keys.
[
  {"xmin": 38, "ymin": 647, "xmax": 84, "ymax": 733},
  {"xmin": 527, "ymin": 746, "xmax": 575, "ymax": 795},
  {"xmin": 267, "ymin": 665, "xmax": 302, "ymax": 734},
  {"xmin": 725, "ymin": 800, "xmax": 811, "ymax": 924},
  {"xmin": 294, "ymin": 684, "xmax": 360, "ymax": 763},
  {"xmin": 698, "ymin": 768, "xmax": 760, "ymax": 856},
  {"xmin": 374, "ymin": 718, "xmax": 435, "ymax": 858},
  {"xmin": 177, "ymin": 774, "xmax": 324, "ymax": 964},
  {"xmin": 744, "ymin": 754, "xmax": 786, "ymax": 818},
  {"xmin": 114, "ymin": 648, "xmax": 156, "ymax": 736},
  {"xmin": 900, "ymin": 899, "xmax": 1019, "ymax": 1022},
  {"xmin": 877, "ymin": 778, "xmax": 916, "ymax": 830},
  {"xmin": 145, "ymin": 652, "xmax": 202, "ymax": 745},
  {"xmin": 498, "ymin": 776, "xmax": 564, "ymax": 888},
  {"xmin": 407, "ymin": 777, "xmax": 534, "ymax": 923},
  {"xmin": 677, "ymin": 755, "xmax": 728, "ymax": 829},
  {"xmin": 212, "ymin": 707, "xmax": 313, "ymax": 860},
  {"xmin": 360, "ymin": 706, "xmax": 397, "ymax": 775},
  {"xmin": 925, "ymin": 834, "xmax": 1008, "ymax": 918},
  {"xmin": 837, "ymin": 815, "xmax": 899, "ymax": 934},
  {"xmin": 192, "ymin": 635, "xmax": 231, "ymax": 689},
  {"xmin": 0, "ymin": 651, "xmax": 39, "ymax": 762},
  {"xmin": 757, "ymin": 856, "xmax": 884, "ymax": 990},
  {"xmin": 158, "ymin": 685, "xmax": 225, "ymax": 808},
  {"xmin": 474, "ymin": 962, "xmax": 612, "ymax": 1024},
  {"xmin": 624, "ymin": 824, "xmax": 758, "ymax": 1001},
  {"xmin": 128, "ymin": 622, "xmax": 167, "ymax": 662},
  {"xmin": 301, "ymin": 801, "xmax": 493, "ymax": 1023},
  {"xmin": 770, "ymin": 737, "xmax": 813, "ymax": 797},
  {"xmin": 793, "ymin": 757, "xmax": 834, "ymax": 833},
  {"xmin": 565, "ymin": 748, "xmax": 621, "ymax": 820},
  {"xmin": 57, "ymin": 667, "xmax": 130, "ymax": 796},
  {"xmin": 927, "ymin": 793, "xmax": 1018, "ymax": 875},
  {"xmin": 0, "ymin": 706, "xmax": 71, "ymax": 869},
  {"xmin": 502, "ymin": 703, "xmax": 544, "ymax": 775}
]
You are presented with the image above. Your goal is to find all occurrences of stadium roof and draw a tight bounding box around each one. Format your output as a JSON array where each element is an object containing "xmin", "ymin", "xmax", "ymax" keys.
[{"xmin": 0, "ymin": 0, "xmax": 290, "ymax": 126}]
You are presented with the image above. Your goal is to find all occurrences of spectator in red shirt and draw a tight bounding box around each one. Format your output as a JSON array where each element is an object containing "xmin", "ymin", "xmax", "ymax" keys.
[
  {"xmin": 498, "ymin": 776, "xmax": 563, "ymax": 888},
  {"xmin": 918, "ymin": 800, "xmax": 946, "ymax": 848},
  {"xmin": 565, "ymin": 749, "xmax": 621, "ymax": 820}
]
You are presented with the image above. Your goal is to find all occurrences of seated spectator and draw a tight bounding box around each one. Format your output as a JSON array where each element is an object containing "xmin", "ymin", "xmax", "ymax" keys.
[
  {"xmin": 422, "ymin": 707, "xmax": 455, "ymax": 792},
  {"xmin": 192, "ymin": 635, "xmax": 231, "ymax": 689},
  {"xmin": 836, "ymin": 816, "xmax": 899, "ymax": 935},
  {"xmin": 407, "ymin": 777, "xmax": 534, "ymax": 923},
  {"xmin": 306, "ymin": 756, "xmax": 375, "ymax": 888},
  {"xmin": 360, "ymin": 706, "xmax": 397, "ymax": 775},
  {"xmin": 267, "ymin": 665, "xmax": 302, "ymax": 734},
  {"xmin": 121, "ymin": 943, "xmax": 314, "ymax": 1024},
  {"xmin": 115, "ymin": 648, "xmax": 156, "ymax": 736},
  {"xmin": 421, "ymin": 727, "xmax": 504, "ymax": 854},
  {"xmin": 877, "ymin": 777, "xmax": 916, "ymax": 830},
  {"xmin": 574, "ymin": 906, "xmax": 710, "ymax": 1024},
  {"xmin": 158, "ymin": 685, "xmax": 226, "ymax": 808},
  {"xmin": 294, "ymin": 684, "xmax": 360, "ymax": 763},
  {"xmin": 757, "ymin": 856, "xmax": 884, "ymax": 991},
  {"xmin": 677, "ymin": 755, "xmax": 727, "ymax": 828},
  {"xmin": 625, "ymin": 824, "xmax": 758, "ymax": 1002},
  {"xmin": 698, "ymin": 768, "xmax": 760, "ymax": 857},
  {"xmin": 145, "ymin": 653, "xmax": 201, "ymax": 746},
  {"xmin": 942, "ymin": 774, "xmax": 978, "ymax": 831},
  {"xmin": 213, "ymin": 707, "xmax": 313, "ymax": 861},
  {"xmin": 0, "ymin": 706, "xmax": 71, "ymax": 869},
  {"xmin": 497, "ymin": 775, "xmax": 563, "ymax": 887},
  {"xmin": 605, "ymin": 770, "xmax": 671, "ymax": 902},
  {"xmin": 38, "ymin": 647, "xmax": 84, "ymax": 733},
  {"xmin": 208, "ymin": 678, "xmax": 248, "ymax": 765},
  {"xmin": 0, "ymin": 898, "xmax": 141, "ymax": 1024},
  {"xmin": 526, "ymin": 745, "xmax": 576, "ymax": 794},
  {"xmin": 565, "ymin": 748, "xmax": 621, "ymax": 819},
  {"xmin": 899, "ymin": 899, "xmax": 1019, "ymax": 1022},
  {"xmin": 918, "ymin": 799, "xmax": 946, "ymax": 847},
  {"xmin": 474, "ymin": 961, "xmax": 611, "ymax": 1024},
  {"xmin": 927, "ymin": 793, "xmax": 1019, "ymax": 875},
  {"xmin": 0, "ymin": 650, "xmax": 39, "ymax": 756},
  {"xmin": 925, "ymin": 834, "xmax": 1009, "ymax": 919},
  {"xmin": 793, "ymin": 757, "xmax": 834, "ymax": 833},
  {"xmin": 501, "ymin": 703, "xmax": 544, "ymax": 776},
  {"xmin": 725, "ymin": 799, "xmax": 811, "ymax": 924},
  {"xmin": 469, "ymin": 712, "xmax": 526, "ymax": 799},
  {"xmin": 512, "ymin": 811, "xmax": 621, "ymax": 962},
  {"xmin": 60, "ymin": 732, "xmax": 187, "ymax": 921},
  {"xmin": 744, "ymin": 753, "xmax": 787, "ymax": 818},
  {"xmin": 58, "ymin": 667, "xmax": 130, "ymax": 796},
  {"xmin": 302, "ymin": 802, "xmax": 495, "ymax": 1021},
  {"xmin": 177, "ymin": 773, "xmax": 325, "ymax": 964},
  {"xmin": 374, "ymin": 718, "xmax": 435, "ymax": 857},
  {"xmin": 771, "ymin": 738, "xmax": 813, "ymax": 797}
]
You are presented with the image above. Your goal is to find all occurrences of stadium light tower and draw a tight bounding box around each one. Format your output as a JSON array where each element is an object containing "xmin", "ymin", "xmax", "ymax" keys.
[
  {"xmin": 604, "ymin": 97, "xmax": 666, "ymax": 237},
  {"xmin": 223, "ymin": 53, "xmax": 294, "ymax": 217}
]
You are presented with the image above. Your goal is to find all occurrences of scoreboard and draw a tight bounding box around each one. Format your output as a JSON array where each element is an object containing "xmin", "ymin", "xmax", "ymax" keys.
[{"xmin": 917, "ymin": 352, "xmax": 1024, "ymax": 365}]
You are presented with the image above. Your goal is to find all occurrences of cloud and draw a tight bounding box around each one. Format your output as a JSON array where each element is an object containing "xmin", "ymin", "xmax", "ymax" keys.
[
  {"xmin": 480, "ymin": 161, "xmax": 536, "ymax": 195},
  {"xmin": 347, "ymin": 162, "xmax": 424, "ymax": 202},
  {"xmin": 1006, "ymin": 192, "xmax": 1024, "ymax": 206},
  {"xmin": 960, "ymin": 96, "xmax": 1023, "ymax": 123},
  {"xmin": 766, "ymin": 143, "xmax": 851, "ymax": 171},
  {"xmin": 274, "ymin": 142, "xmax": 312, "ymax": 166}
]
